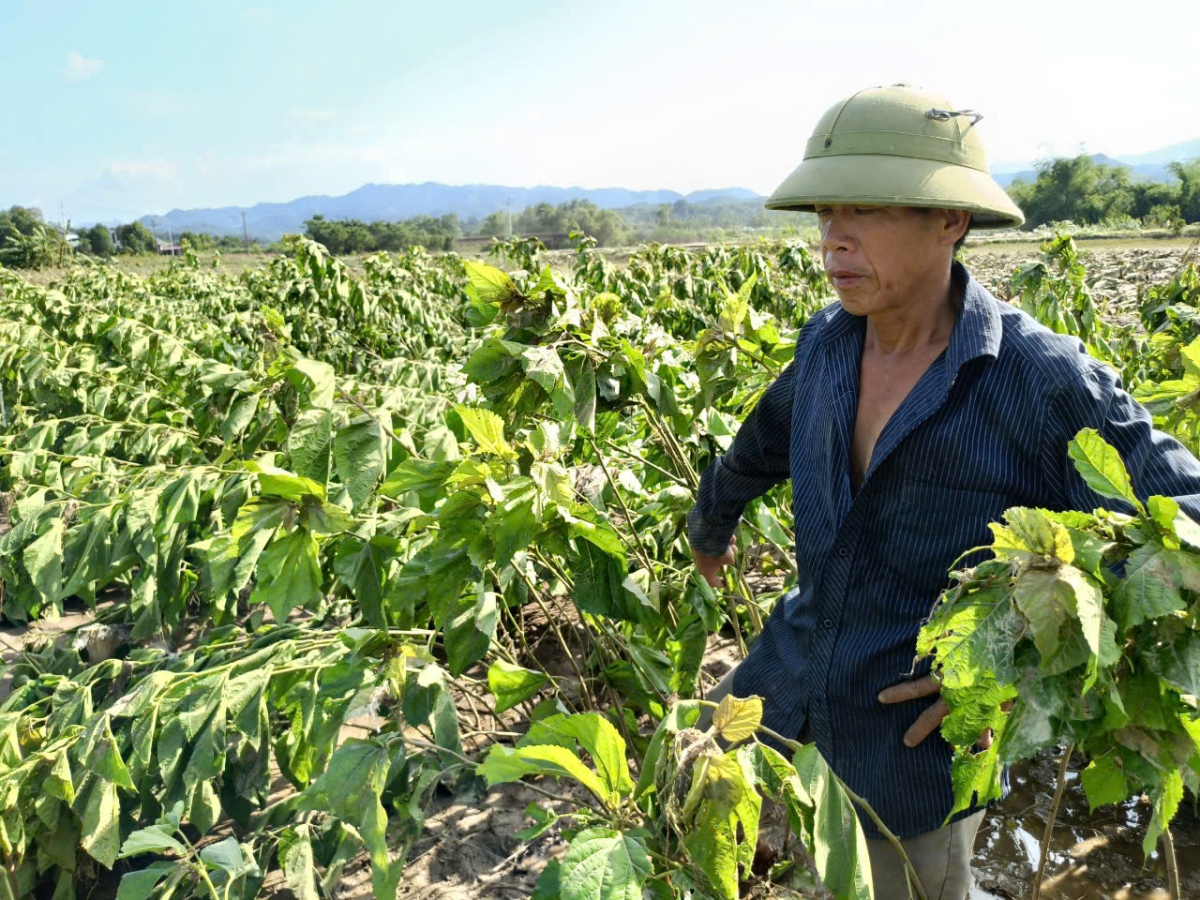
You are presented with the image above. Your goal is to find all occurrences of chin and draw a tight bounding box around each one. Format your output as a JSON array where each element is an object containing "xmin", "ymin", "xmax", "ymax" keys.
[{"xmin": 835, "ymin": 289, "xmax": 874, "ymax": 315}]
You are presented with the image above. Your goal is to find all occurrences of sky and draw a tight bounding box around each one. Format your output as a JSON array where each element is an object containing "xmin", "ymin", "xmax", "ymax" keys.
[{"xmin": 3, "ymin": 0, "xmax": 1199, "ymax": 224}]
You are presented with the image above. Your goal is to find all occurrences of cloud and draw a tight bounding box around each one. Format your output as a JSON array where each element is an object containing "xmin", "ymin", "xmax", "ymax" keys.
[{"xmin": 64, "ymin": 52, "xmax": 104, "ymax": 82}]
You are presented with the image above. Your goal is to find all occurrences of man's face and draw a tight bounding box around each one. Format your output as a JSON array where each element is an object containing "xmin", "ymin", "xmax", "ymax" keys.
[{"xmin": 815, "ymin": 205, "xmax": 965, "ymax": 316}]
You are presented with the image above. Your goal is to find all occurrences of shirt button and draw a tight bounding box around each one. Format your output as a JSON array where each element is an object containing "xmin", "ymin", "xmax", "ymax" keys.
[
  {"xmin": 837, "ymin": 547, "xmax": 849, "ymax": 557},
  {"xmin": 823, "ymin": 618, "xmax": 835, "ymax": 629}
]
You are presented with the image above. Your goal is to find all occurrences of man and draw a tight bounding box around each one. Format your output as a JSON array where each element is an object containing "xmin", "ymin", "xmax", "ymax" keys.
[{"xmin": 686, "ymin": 84, "xmax": 1200, "ymax": 899}]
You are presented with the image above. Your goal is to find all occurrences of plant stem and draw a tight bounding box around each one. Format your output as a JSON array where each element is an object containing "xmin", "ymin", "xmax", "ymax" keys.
[
  {"xmin": 514, "ymin": 565, "xmax": 595, "ymax": 709},
  {"xmin": 601, "ymin": 437, "xmax": 690, "ymax": 488},
  {"xmin": 1161, "ymin": 827, "xmax": 1181, "ymax": 900},
  {"xmin": 587, "ymin": 435, "xmax": 657, "ymax": 576},
  {"xmin": 1032, "ymin": 743, "xmax": 1074, "ymax": 900}
]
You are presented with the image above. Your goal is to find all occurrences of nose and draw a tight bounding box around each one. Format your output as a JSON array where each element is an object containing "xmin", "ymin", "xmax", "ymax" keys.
[{"xmin": 819, "ymin": 209, "xmax": 855, "ymax": 255}]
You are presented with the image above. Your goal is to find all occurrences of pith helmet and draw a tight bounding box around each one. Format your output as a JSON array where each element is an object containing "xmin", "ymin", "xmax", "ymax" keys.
[{"xmin": 765, "ymin": 84, "xmax": 1025, "ymax": 228}]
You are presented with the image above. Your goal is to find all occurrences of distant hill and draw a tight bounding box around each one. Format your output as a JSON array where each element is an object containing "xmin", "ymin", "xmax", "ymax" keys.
[{"xmin": 138, "ymin": 183, "xmax": 766, "ymax": 241}]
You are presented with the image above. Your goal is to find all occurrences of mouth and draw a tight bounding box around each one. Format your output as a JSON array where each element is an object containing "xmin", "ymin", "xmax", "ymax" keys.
[{"xmin": 827, "ymin": 269, "xmax": 867, "ymax": 289}]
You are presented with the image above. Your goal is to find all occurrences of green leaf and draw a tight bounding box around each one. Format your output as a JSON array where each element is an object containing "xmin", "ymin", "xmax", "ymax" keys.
[
  {"xmin": 91, "ymin": 718, "xmax": 136, "ymax": 792},
  {"xmin": 287, "ymin": 358, "xmax": 336, "ymax": 409},
  {"xmin": 478, "ymin": 744, "xmax": 609, "ymax": 806},
  {"xmin": 42, "ymin": 751, "xmax": 74, "ymax": 803},
  {"xmin": 570, "ymin": 539, "xmax": 633, "ymax": 622},
  {"xmin": 559, "ymin": 828, "xmax": 650, "ymax": 900},
  {"xmin": 454, "ymin": 406, "xmax": 515, "ymax": 458},
  {"xmin": 464, "ymin": 260, "xmax": 521, "ymax": 305},
  {"xmin": 1144, "ymin": 630, "xmax": 1200, "ymax": 697},
  {"xmin": 80, "ymin": 780, "xmax": 120, "ymax": 868},
  {"xmin": 1081, "ymin": 755, "xmax": 1129, "ymax": 809},
  {"xmin": 947, "ymin": 742, "xmax": 1004, "ymax": 819},
  {"xmin": 487, "ymin": 661, "xmax": 548, "ymax": 714},
  {"xmin": 1114, "ymin": 543, "xmax": 1188, "ymax": 628},
  {"xmin": 521, "ymin": 712, "xmax": 634, "ymax": 797},
  {"xmin": 333, "ymin": 417, "xmax": 387, "ymax": 511},
  {"xmin": 443, "ymin": 586, "xmax": 497, "ymax": 676},
  {"xmin": 333, "ymin": 535, "xmax": 393, "ymax": 627},
  {"xmin": 1013, "ymin": 566, "xmax": 1074, "ymax": 659},
  {"xmin": 793, "ymin": 745, "xmax": 872, "ymax": 900},
  {"xmin": 250, "ymin": 527, "xmax": 322, "ymax": 623},
  {"xmin": 23, "ymin": 518, "xmax": 64, "ymax": 608},
  {"xmin": 531, "ymin": 858, "xmax": 562, "ymax": 900},
  {"xmin": 1067, "ymin": 428, "xmax": 1139, "ymax": 509},
  {"xmin": 199, "ymin": 837, "xmax": 252, "ymax": 878},
  {"xmin": 115, "ymin": 863, "xmax": 174, "ymax": 900},
  {"xmin": 119, "ymin": 824, "xmax": 186, "ymax": 859},
  {"xmin": 256, "ymin": 465, "xmax": 326, "ymax": 502},
  {"xmin": 1143, "ymin": 766, "xmax": 1184, "ymax": 857},
  {"xmin": 298, "ymin": 739, "xmax": 400, "ymax": 899},
  {"xmin": 286, "ymin": 408, "xmax": 333, "ymax": 484}
]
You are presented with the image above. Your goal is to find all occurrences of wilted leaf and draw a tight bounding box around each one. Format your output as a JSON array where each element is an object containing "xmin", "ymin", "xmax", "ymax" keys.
[{"xmin": 711, "ymin": 695, "xmax": 762, "ymax": 743}]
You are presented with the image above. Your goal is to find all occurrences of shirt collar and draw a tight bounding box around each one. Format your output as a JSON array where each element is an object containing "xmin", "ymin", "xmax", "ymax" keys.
[{"xmin": 818, "ymin": 261, "xmax": 1002, "ymax": 374}]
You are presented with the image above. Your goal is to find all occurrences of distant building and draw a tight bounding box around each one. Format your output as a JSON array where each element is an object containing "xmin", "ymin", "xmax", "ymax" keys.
[{"xmin": 157, "ymin": 240, "xmax": 182, "ymax": 256}]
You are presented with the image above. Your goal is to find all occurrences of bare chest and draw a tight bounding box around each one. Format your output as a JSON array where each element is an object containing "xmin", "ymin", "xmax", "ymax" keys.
[{"xmin": 850, "ymin": 351, "xmax": 942, "ymax": 493}]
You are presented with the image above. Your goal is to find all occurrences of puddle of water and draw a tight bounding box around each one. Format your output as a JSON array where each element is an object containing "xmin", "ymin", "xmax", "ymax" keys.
[{"xmin": 971, "ymin": 749, "xmax": 1199, "ymax": 899}]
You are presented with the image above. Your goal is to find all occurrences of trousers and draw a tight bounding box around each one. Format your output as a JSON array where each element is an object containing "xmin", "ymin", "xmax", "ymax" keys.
[{"xmin": 699, "ymin": 665, "xmax": 982, "ymax": 900}]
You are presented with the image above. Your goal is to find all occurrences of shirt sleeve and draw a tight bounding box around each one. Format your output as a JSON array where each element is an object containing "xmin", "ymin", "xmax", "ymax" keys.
[
  {"xmin": 1041, "ymin": 359, "xmax": 1200, "ymax": 520},
  {"xmin": 687, "ymin": 359, "xmax": 797, "ymax": 556}
]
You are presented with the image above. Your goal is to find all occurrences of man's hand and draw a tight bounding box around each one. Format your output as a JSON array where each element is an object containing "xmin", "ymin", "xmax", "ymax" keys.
[
  {"xmin": 694, "ymin": 535, "xmax": 737, "ymax": 588},
  {"xmin": 878, "ymin": 675, "xmax": 997, "ymax": 750}
]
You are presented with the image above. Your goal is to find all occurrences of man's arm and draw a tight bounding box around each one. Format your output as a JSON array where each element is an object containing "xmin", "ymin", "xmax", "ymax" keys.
[
  {"xmin": 687, "ymin": 360, "xmax": 797, "ymax": 558},
  {"xmin": 1042, "ymin": 360, "xmax": 1200, "ymax": 516}
]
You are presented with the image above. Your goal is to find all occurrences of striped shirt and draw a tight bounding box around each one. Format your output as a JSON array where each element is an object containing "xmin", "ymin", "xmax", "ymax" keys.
[{"xmin": 687, "ymin": 261, "xmax": 1200, "ymax": 838}]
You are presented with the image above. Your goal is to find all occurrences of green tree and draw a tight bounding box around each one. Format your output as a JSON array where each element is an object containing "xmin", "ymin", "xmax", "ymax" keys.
[
  {"xmin": 1008, "ymin": 155, "xmax": 1141, "ymax": 228},
  {"xmin": 179, "ymin": 231, "xmax": 218, "ymax": 251},
  {"xmin": 478, "ymin": 210, "xmax": 510, "ymax": 238},
  {"xmin": 1168, "ymin": 159, "xmax": 1200, "ymax": 223},
  {"xmin": 115, "ymin": 221, "xmax": 159, "ymax": 254},
  {"xmin": 0, "ymin": 206, "xmax": 44, "ymax": 238},
  {"xmin": 87, "ymin": 223, "xmax": 115, "ymax": 257}
]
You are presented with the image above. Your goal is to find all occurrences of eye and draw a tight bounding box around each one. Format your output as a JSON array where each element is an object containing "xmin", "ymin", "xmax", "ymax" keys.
[{"xmin": 853, "ymin": 207, "xmax": 878, "ymax": 214}]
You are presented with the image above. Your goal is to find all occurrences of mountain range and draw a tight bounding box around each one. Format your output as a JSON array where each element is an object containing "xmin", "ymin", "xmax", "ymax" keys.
[
  {"xmin": 134, "ymin": 137, "xmax": 1200, "ymax": 241},
  {"xmin": 137, "ymin": 184, "xmax": 763, "ymax": 241}
]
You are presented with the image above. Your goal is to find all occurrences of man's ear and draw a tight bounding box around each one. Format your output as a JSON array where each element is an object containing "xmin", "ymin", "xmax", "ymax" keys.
[{"xmin": 941, "ymin": 208, "xmax": 971, "ymax": 246}]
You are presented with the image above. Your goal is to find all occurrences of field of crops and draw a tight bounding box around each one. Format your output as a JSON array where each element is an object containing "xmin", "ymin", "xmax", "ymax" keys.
[{"xmin": 0, "ymin": 234, "xmax": 1197, "ymax": 900}]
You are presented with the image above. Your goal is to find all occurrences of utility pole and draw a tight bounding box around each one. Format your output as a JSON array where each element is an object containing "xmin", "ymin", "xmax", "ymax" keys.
[
  {"xmin": 242, "ymin": 212, "xmax": 249, "ymax": 252},
  {"xmin": 506, "ymin": 198, "xmax": 512, "ymax": 237}
]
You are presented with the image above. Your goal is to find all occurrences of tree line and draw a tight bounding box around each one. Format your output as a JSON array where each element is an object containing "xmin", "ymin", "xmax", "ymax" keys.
[
  {"xmin": 301, "ymin": 213, "xmax": 460, "ymax": 255},
  {"xmin": 302, "ymin": 198, "xmax": 795, "ymax": 252},
  {"xmin": 1008, "ymin": 155, "xmax": 1200, "ymax": 230},
  {"xmin": 6, "ymin": 156, "xmax": 1198, "ymax": 271}
]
